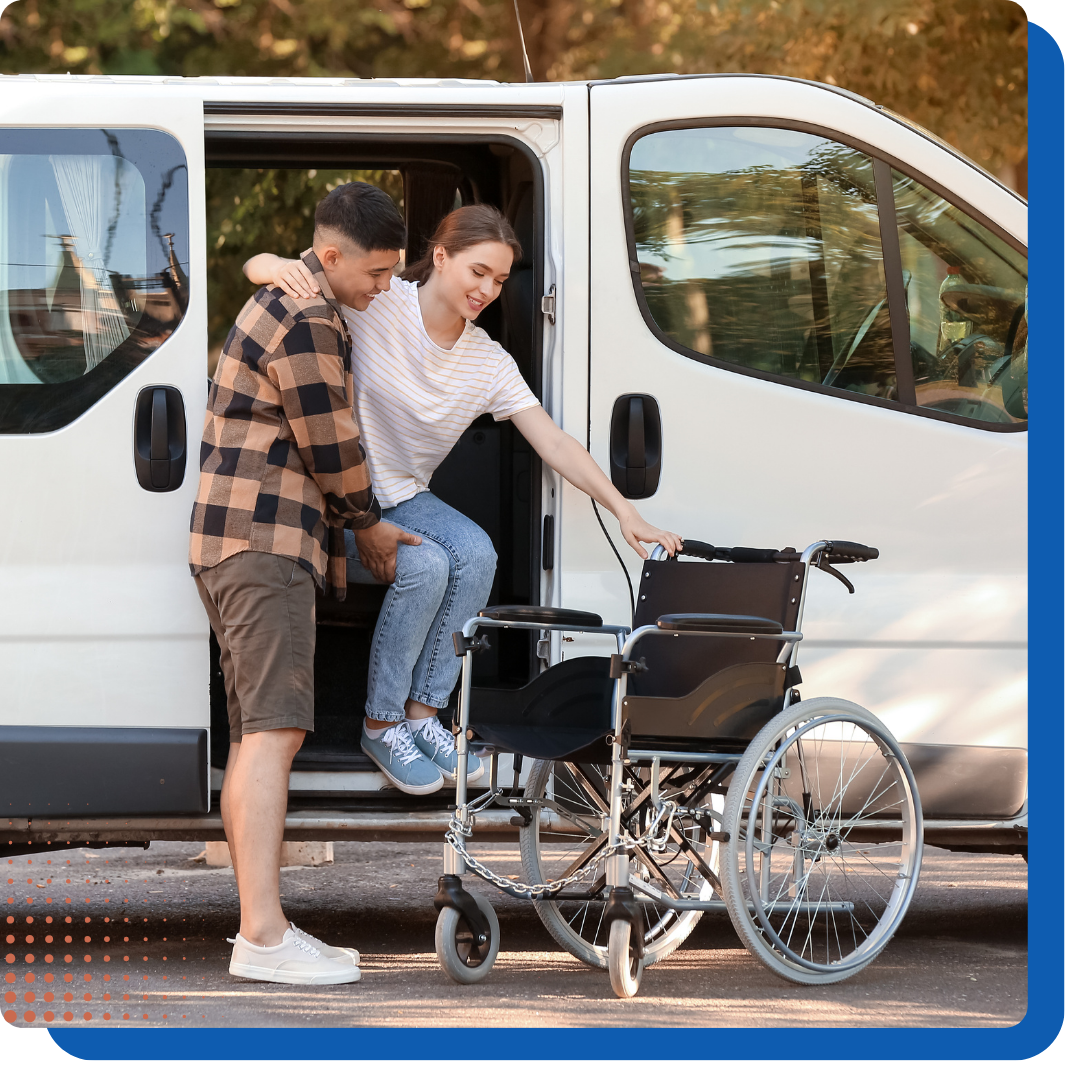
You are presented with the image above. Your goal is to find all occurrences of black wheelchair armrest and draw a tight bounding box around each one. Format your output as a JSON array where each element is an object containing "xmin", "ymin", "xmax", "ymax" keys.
[
  {"xmin": 655, "ymin": 613, "xmax": 785, "ymax": 635},
  {"xmin": 479, "ymin": 605, "xmax": 605, "ymax": 629}
]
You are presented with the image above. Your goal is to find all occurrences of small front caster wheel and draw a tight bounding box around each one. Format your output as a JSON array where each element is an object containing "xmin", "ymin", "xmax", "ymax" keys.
[
  {"xmin": 607, "ymin": 919, "xmax": 642, "ymax": 998},
  {"xmin": 435, "ymin": 891, "xmax": 500, "ymax": 984}
]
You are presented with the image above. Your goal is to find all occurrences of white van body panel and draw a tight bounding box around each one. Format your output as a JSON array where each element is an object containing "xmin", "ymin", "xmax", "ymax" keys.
[
  {"xmin": 573, "ymin": 77, "xmax": 1026, "ymax": 751},
  {"xmin": 0, "ymin": 83, "xmax": 209, "ymax": 733},
  {"xmin": 0, "ymin": 74, "xmax": 1026, "ymax": 832}
]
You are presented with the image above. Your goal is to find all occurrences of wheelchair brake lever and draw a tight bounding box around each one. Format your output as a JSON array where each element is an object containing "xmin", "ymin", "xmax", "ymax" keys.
[
  {"xmin": 813, "ymin": 554, "xmax": 855, "ymax": 594},
  {"xmin": 453, "ymin": 631, "xmax": 491, "ymax": 657}
]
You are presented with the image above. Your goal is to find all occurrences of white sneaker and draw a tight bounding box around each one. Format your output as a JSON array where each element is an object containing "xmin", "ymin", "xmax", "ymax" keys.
[
  {"xmin": 290, "ymin": 922, "xmax": 360, "ymax": 966},
  {"xmin": 228, "ymin": 927, "xmax": 361, "ymax": 984}
]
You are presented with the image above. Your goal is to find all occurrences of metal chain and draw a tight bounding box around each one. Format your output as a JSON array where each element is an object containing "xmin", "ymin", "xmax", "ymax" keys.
[
  {"xmin": 444, "ymin": 794, "xmax": 681, "ymax": 900},
  {"xmin": 444, "ymin": 816, "xmax": 606, "ymax": 900}
]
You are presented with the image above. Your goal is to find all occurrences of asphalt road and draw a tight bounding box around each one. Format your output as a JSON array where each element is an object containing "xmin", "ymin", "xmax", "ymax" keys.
[{"xmin": 4, "ymin": 840, "xmax": 1026, "ymax": 1029}]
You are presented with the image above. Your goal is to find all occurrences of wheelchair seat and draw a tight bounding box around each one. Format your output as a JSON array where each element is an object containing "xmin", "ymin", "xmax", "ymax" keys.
[{"xmin": 464, "ymin": 554, "xmax": 803, "ymax": 758}]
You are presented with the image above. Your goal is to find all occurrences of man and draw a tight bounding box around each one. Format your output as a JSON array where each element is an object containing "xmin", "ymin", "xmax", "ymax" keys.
[{"xmin": 189, "ymin": 183, "xmax": 412, "ymax": 984}]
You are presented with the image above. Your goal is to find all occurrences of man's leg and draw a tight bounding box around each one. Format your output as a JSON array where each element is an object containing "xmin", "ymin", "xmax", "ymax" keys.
[
  {"xmin": 196, "ymin": 554, "xmax": 331, "ymax": 946},
  {"xmin": 228, "ymin": 727, "xmax": 306, "ymax": 945},
  {"xmin": 195, "ymin": 576, "xmax": 245, "ymax": 866}
]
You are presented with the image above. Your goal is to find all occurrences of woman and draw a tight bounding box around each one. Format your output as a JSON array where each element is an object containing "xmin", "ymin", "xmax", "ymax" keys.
[{"xmin": 245, "ymin": 204, "xmax": 682, "ymax": 796}]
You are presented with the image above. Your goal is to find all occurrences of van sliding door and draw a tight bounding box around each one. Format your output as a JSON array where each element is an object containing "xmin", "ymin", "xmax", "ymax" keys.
[
  {"xmin": 585, "ymin": 76, "xmax": 1027, "ymax": 809},
  {"xmin": 0, "ymin": 85, "xmax": 209, "ymax": 816}
]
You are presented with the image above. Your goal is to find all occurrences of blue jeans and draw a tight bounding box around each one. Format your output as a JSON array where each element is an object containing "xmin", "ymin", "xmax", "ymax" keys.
[{"xmin": 344, "ymin": 492, "xmax": 497, "ymax": 723}]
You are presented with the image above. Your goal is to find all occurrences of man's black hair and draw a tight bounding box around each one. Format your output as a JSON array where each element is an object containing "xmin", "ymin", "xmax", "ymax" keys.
[{"xmin": 314, "ymin": 182, "xmax": 406, "ymax": 253}]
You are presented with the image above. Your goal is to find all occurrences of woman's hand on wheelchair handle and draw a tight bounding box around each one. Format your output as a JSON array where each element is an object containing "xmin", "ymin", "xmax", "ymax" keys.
[{"xmin": 618, "ymin": 508, "xmax": 682, "ymax": 560}]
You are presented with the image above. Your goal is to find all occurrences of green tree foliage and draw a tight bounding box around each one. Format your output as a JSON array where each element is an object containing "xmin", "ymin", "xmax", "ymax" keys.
[
  {"xmin": 205, "ymin": 167, "xmax": 402, "ymax": 353},
  {"xmin": 0, "ymin": 1, "xmax": 1026, "ymax": 191}
]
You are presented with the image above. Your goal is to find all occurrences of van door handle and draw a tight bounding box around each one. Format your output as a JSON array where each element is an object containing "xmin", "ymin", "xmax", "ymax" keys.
[
  {"xmin": 134, "ymin": 385, "xmax": 186, "ymax": 493},
  {"xmin": 150, "ymin": 388, "xmax": 170, "ymax": 488},
  {"xmin": 609, "ymin": 394, "xmax": 662, "ymax": 500}
]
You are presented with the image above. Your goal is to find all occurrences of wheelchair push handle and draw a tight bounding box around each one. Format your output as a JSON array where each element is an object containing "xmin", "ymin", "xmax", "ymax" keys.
[
  {"xmin": 668, "ymin": 540, "xmax": 784, "ymax": 563},
  {"xmin": 660, "ymin": 539, "xmax": 879, "ymax": 566},
  {"xmin": 822, "ymin": 541, "xmax": 879, "ymax": 564}
]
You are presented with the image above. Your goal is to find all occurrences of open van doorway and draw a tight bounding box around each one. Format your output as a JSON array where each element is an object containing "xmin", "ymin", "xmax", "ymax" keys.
[{"xmin": 203, "ymin": 130, "xmax": 546, "ymax": 800}]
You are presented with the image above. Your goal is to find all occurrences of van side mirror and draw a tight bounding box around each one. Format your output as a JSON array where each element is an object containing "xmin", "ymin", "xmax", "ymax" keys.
[{"xmin": 609, "ymin": 394, "xmax": 661, "ymax": 500}]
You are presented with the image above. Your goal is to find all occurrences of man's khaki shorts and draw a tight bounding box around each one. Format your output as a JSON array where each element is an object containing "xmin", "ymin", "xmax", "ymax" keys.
[{"xmin": 195, "ymin": 551, "xmax": 316, "ymax": 743}]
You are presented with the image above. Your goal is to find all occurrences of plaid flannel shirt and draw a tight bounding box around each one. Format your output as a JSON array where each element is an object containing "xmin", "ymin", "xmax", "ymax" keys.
[{"xmin": 189, "ymin": 250, "xmax": 381, "ymax": 600}]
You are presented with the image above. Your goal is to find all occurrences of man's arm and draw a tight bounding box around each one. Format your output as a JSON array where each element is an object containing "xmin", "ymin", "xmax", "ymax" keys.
[{"xmin": 267, "ymin": 315, "xmax": 381, "ymax": 528}]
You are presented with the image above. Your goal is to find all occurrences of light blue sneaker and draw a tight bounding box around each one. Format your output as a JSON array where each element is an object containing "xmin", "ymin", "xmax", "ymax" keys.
[
  {"xmin": 361, "ymin": 722, "xmax": 444, "ymax": 796},
  {"xmin": 411, "ymin": 717, "xmax": 485, "ymax": 784}
]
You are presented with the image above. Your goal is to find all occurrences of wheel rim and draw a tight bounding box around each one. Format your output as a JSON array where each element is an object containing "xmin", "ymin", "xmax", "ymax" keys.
[
  {"xmin": 738, "ymin": 713, "xmax": 922, "ymax": 974},
  {"xmin": 527, "ymin": 759, "xmax": 721, "ymax": 957},
  {"xmin": 453, "ymin": 916, "xmax": 490, "ymax": 967}
]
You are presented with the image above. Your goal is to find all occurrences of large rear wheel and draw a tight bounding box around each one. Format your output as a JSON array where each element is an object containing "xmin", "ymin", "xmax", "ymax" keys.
[{"xmin": 719, "ymin": 697, "xmax": 923, "ymax": 985}]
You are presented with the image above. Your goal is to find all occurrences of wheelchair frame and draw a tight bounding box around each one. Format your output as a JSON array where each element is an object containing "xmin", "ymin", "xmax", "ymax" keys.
[{"xmin": 433, "ymin": 540, "xmax": 923, "ymax": 996}]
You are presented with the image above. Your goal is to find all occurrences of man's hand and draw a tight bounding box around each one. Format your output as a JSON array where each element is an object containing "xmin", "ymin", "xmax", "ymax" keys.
[{"xmin": 353, "ymin": 521, "xmax": 422, "ymax": 583}]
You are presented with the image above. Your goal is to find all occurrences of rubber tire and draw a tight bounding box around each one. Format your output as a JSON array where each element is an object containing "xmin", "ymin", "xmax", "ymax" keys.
[
  {"xmin": 719, "ymin": 697, "xmax": 922, "ymax": 986},
  {"xmin": 607, "ymin": 919, "xmax": 642, "ymax": 999},
  {"xmin": 434, "ymin": 892, "xmax": 500, "ymax": 985},
  {"xmin": 520, "ymin": 757, "xmax": 714, "ymax": 970}
]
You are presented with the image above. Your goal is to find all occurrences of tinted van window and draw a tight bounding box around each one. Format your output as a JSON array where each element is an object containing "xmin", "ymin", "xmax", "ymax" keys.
[
  {"xmin": 0, "ymin": 129, "xmax": 188, "ymax": 434},
  {"xmin": 629, "ymin": 126, "xmax": 896, "ymax": 401},
  {"xmin": 892, "ymin": 169, "xmax": 1027, "ymax": 424}
]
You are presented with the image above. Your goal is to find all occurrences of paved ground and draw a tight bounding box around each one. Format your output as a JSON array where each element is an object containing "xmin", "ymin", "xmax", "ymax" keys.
[{"xmin": 4, "ymin": 840, "xmax": 1026, "ymax": 1029}]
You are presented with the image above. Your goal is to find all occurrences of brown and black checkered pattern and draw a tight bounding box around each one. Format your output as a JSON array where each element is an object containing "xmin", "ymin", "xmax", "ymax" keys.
[{"xmin": 189, "ymin": 250, "xmax": 380, "ymax": 600}]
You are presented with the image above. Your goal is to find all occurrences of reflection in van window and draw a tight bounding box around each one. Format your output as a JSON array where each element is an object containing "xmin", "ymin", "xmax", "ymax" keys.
[
  {"xmin": 629, "ymin": 127, "xmax": 895, "ymax": 401},
  {"xmin": 892, "ymin": 170, "xmax": 1027, "ymax": 424},
  {"xmin": 0, "ymin": 129, "xmax": 188, "ymax": 434}
]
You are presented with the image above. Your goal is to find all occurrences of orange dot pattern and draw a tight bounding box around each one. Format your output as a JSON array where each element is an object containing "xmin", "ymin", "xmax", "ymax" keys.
[{"xmin": 4, "ymin": 852, "xmax": 207, "ymax": 1028}]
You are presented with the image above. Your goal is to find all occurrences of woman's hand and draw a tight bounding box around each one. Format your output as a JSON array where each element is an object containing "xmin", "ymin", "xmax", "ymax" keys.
[
  {"xmin": 617, "ymin": 508, "xmax": 683, "ymax": 560},
  {"xmin": 270, "ymin": 257, "xmax": 320, "ymax": 300},
  {"xmin": 242, "ymin": 253, "xmax": 321, "ymax": 299},
  {"xmin": 510, "ymin": 406, "xmax": 683, "ymax": 559}
]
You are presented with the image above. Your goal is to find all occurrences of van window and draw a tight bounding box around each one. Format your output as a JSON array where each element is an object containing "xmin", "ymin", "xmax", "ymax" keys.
[
  {"xmin": 892, "ymin": 170, "xmax": 1028, "ymax": 424},
  {"xmin": 0, "ymin": 129, "xmax": 188, "ymax": 434},
  {"xmin": 628, "ymin": 126, "xmax": 896, "ymax": 402}
]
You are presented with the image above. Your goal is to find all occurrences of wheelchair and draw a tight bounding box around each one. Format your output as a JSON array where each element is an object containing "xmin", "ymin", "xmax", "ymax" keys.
[{"xmin": 433, "ymin": 539, "xmax": 924, "ymax": 998}]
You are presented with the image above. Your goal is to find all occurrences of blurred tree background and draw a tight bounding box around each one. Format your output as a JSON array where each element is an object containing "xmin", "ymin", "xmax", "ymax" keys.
[{"xmin": 0, "ymin": 1, "xmax": 1027, "ymax": 194}]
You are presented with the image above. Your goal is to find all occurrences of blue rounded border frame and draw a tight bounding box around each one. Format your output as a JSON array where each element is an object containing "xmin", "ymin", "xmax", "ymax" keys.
[{"xmin": 50, "ymin": 22, "xmax": 1062, "ymax": 1061}]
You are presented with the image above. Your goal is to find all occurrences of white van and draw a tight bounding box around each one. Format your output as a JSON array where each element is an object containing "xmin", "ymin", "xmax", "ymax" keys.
[{"xmin": 0, "ymin": 73, "xmax": 1027, "ymax": 856}]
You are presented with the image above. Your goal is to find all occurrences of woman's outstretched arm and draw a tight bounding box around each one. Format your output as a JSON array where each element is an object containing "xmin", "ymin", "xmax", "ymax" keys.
[
  {"xmin": 511, "ymin": 405, "xmax": 682, "ymax": 558},
  {"xmin": 243, "ymin": 253, "xmax": 320, "ymax": 299}
]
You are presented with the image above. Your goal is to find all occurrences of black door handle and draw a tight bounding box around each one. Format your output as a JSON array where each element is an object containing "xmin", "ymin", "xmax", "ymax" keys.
[
  {"xmin": 134, "ymin": 385, "xmax": 186, "ymax": 492},
  {"xmin": 609, "ymin": 394, "xmax": 662, "ymax": 500}
]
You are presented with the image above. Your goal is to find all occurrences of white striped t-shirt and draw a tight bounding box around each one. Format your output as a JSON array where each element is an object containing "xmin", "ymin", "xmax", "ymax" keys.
[{"xmin": 341, "ymin": 276, "xmax": 540, "ymax": 508}]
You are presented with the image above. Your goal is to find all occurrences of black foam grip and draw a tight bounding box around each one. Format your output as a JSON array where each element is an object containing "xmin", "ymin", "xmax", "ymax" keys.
[
  {"xmin": 677, "ymin": 539, "xmax": 717, "ymax": 561},
  {"xmin": 726, "ymin": 547, "xmax": 781, "ymax": 563},
  {"xmin": 827, "ymin": 541, "xmax": 879, "ymax": 562}
]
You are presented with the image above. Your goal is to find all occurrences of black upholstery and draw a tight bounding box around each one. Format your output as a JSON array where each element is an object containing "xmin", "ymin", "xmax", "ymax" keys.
[
  {"xmin": 625, "ymin": 662, "xmax": 786, "ymax": 746},
  {"xmin": 465, "ymin": 557, "xmax": 801, "ymax": 758},
  {"xmin": 631, "ymin": 559, "xmax": 801, "ymax": 700},
  {"xmin": 656, "ymin": 613, "xmax": 784, "ymax": 634},
  {"xmin": 466, "ymin": 656, "xmax": 613, "ymax": 761},
  {"xmin": 479, "ymin": 605, "xmax": 603, "ymax": 628}
]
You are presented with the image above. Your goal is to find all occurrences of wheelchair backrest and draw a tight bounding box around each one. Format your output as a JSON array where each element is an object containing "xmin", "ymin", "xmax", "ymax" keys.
[{"xmin": 629, "ymin": 557, "xmax": 802, "ymax": 700}]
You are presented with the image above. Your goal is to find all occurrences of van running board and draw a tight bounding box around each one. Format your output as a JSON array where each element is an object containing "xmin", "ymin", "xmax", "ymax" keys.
[{"xmin": 2, "ymin": 809, "xmax": 524, "ymax": 846}]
